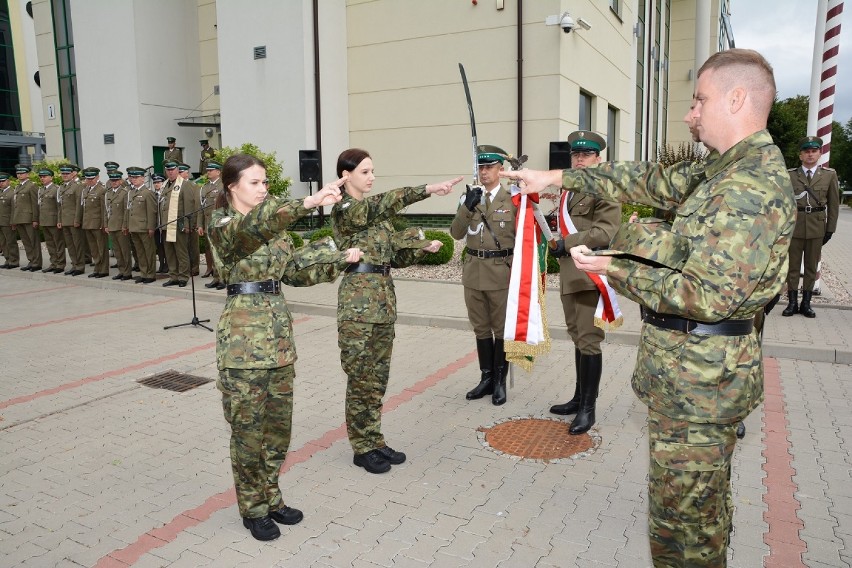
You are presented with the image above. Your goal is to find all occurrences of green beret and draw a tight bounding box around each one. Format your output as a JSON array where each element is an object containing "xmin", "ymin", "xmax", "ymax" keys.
[
  {"xmin": 167, "ymin": 137, "xmax": 176, "ymax": 143},
  {"xmin": 177, "ymin": 163, "xmax": 191, "ymax": 172},
  {"xmin": 108, "ymin": 171, "xmax": 124, "ymax": 180},
  {"xmin": 127, "ymin": 167, "xmax": 146, "ymax": 176},
  {"xmin": 104, "ymin": 161, "xmax": 120, "ymax": 171},
  {"xmin": 164, "ymin": 161, "xmax": 178, "ymax": 170},
  {"xmin": 0, "ymin": 173, "xmax": 10, "ymax": 181},
  {"xmin": 799, "ymin": 136, "xmax": 822, "ymax": 150},
  {"xmin": 37, "ymin": 168, "xmax": 54, "ymax": 177},
  {"xmin": 82, "ymin": 168, "xmax": 100, "ymax": 178},
  {"xmin": 205, "ymin": 161, "xmax": 222, "ymax": 170},
  {"xmin": 58, "ymin": 164, "xmax": 76, "ymax": 173},
  {"xmin": 15, "ymin": 165, "xmax": 31, "ymax": 173},
  {"xmin": 477, "ymin": 144, "xmax": 508, "ymax": 165},
  {"xmin": 568, "ymin": 130, "xmax": 606, "ymax": 153}
]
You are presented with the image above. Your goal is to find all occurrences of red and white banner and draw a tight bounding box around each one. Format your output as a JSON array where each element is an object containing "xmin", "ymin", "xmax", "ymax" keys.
[{"xmin": 504, "ymin": 191, "xmax": 546, "ymax": 345}]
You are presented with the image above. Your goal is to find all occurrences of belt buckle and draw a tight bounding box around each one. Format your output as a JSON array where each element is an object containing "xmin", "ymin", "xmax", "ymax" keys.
[{"xmin": 805, "ymin": 205, "xmax": 812, "ymax": 213}]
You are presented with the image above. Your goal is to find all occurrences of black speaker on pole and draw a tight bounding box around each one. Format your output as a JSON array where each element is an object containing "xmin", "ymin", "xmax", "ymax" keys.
[
  {"xmin": 299, "ymin": 150, "xmax": 321, "ymax": 182},
  {"xmin": 549, "ymin": 141, "xmax": 573, "ymax": 170}
]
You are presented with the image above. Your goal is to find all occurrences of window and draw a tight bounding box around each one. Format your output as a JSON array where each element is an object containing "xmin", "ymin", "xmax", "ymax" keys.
[
  {"xmin": 607, "ymin": 106, "xmax": 618, "ymax": 161},
  {"xmin": 52, "ymin": 0, "xmax": 81, "ymax": 163},
  {"xmin": 579, "ymin": 91, "xmax": 592, "ymax": 131},
  {"xmin": 610, "ymin": 0, "xmax": 621, "ymax": 18}
]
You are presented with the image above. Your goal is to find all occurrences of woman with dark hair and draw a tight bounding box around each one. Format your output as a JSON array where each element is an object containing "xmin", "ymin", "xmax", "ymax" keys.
[
  {"xmin": 208, "ymin": 153, "xmax": 362, "ymax": 541},
  {"xmin": 332, "ymin": 147, "xmax": 462, "ymax": 474}
]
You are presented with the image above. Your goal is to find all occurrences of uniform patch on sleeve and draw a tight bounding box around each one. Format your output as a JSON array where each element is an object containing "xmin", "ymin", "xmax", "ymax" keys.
[{"xmin": 341, "ymin": 202, "xmax": 351, "ymax": 209}]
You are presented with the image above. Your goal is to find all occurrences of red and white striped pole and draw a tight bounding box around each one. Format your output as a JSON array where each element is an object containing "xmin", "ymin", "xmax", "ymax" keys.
[{"xmin": 807, "ymin": 0, "xmax": 844, "ymax": 167}]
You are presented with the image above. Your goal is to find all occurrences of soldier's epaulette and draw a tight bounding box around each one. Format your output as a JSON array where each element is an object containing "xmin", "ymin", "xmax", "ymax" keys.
[
  {"xmin": 787, "ymin": 167, "xmax": 797, "ymax": 172},
  {"xmin": 820, "ymin": 166, "xmax": 835, "ymax": 171}
]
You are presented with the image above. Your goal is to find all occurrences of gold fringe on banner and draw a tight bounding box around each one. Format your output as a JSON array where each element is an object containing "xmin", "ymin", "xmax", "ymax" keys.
[{"xmin": 506, "ymin": 260, "xmax": 552, "ymax": 373}]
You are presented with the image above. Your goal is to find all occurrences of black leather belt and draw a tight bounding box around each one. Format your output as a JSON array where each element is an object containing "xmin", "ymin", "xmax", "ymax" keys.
[
  {"xmin": 465, "ymin": 247, "xmax": 514, "ymax": 259},
  {"xmin": 797, "ymin": 206, "xmax": 826, "ymax": 212},
  {"xmin": 226, "ymin": 280, "xmax": 281, "ymax": 296},
  {"xmin": 643, "ymin": 310, "xmax": 754, "ymax": 336},
  {"xmin": 345, "ymin": 263, "xmax": 391, "ymax": 276}
]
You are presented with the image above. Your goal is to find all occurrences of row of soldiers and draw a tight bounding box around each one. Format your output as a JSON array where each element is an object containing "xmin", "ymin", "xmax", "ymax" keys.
[{"xmin": 0, "ymin": 160, "xmax": 225, "ymax": 288}]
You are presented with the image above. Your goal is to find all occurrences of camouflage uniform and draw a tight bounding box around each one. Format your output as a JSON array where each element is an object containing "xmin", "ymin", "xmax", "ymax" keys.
[
  {"xmin": 209, "ymin": 197, "xmax": 350, "ymax": 519},
  {"xmin": 562, "ymin": 130, "xmax": 796, "ymax": 566},
  {"xmin": 331, "ymin": 186, "xmax": 430, "ymax": 455}
]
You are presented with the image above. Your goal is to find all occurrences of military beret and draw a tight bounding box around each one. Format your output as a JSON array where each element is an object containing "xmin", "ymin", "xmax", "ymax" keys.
[
  {"xmin": 205, "ymin": 160, "xmax": 222, "ymax": 170},
  {"xmin": 164, "ymin": 161, "xmax": 178, "ymax": 170},
  {"xmin": 126, "ymin": 167, "xmax": 146, "ymax": 177},
  {"xmin": 199, "ymin": 140, "xmax": 208, "ymax": 145},
  {"xmin": 167, "ymin": 137, "xmax": 176, "ymax": 143},
  {"xmin": 58, "ymin": 164, "xmax": 76, "ymax": 173},
  {"xmin": 152, "ymin": 174, "xmax": 165, "ymax": 182},
  {"xmin": 799, "ymin": 136, "xmax": 822, "ymax": 150},
  {"xmin": 37, "ymin": 168, "xmax": 54, "ymax": 177},
  {"xmin": 15, "ymin": 165, "xmax": 31, "ymax": 173},
  {"xmin": 104, "ymin": 161, "xmax": 120, "ymax": 171},
  {"xmin": 477, "ymin": 144, "xmax": 508, "ymax": 165},
  {"xmin": 108, "ymin": 171, "xmax": 124, "ymax": 180},
  {"xmin": 177, "ymin": 163, "xmax": 191, "ymax": 172},
  {"xmin": 0, "ymin": 173, "xmax": 10, "ymax": 181},
  {"xmin": 82, "ymin": 167, "xmax": 100, "ymax": 178},
  {"xmin": 568, "ymin": 130, "xmax": 606, "ymax": 153}
]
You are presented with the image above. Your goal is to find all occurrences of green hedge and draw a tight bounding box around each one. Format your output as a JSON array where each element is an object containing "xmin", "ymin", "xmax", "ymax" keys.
[
  {"xmin": 307, "ymin": 227, "xmax": 334, "ymax": 242},
  {"xmin": 289, "ymin": 231, "xmax": 304, "ymax": 248},
  {"xmin": 418, "ymin": 230, "xmax": 453, "ymax": 265}
]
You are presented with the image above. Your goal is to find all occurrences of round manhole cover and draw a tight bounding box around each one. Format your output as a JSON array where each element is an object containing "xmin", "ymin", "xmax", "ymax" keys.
[{"xmin": 478, "ymin": 417, "xmax": 600, "ymax": 462}]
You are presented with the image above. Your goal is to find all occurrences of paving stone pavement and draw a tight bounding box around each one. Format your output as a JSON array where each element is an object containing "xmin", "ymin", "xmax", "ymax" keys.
[{"xmin": 1, "ymin": 207, "xmax": 851, "ymax": 567}]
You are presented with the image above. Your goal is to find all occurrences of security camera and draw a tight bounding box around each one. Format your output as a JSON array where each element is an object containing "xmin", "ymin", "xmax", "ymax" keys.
[
  {"xmin": 545, "ymin": 12, "xmax": 590, "ymax": 33},
  {"xmin": 560, "ymin": 13, "xmax": 576, "ymax": 33}
]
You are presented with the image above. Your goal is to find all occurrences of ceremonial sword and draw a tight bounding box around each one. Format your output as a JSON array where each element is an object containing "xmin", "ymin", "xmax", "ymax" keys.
[{"xmin": 458, "ymin": 63, "xmax": 485, "ymax": 205}]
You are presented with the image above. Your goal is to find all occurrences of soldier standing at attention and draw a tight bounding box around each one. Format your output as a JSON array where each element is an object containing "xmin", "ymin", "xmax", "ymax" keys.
[
  {"xmin": 332, "ymin": 148, "xmax": 461, "ymax": 475},
  {"xmin": 208, "ymin": 153, "xmax": 362, "ymax": 541},
  {"xmin": 125, "ymin": 167, "xmax": 157, "ymax": 284},
  {"xmin": 548, "ymin": 131, "xmax": 621, "ymax": 434},
  {"xmin": 450, "ymin": 145, "xmax": 517, "ymax": 406},
  {"xmin": 159, "ymin": 161, "xmax": 197, "ymax": 287},
  {"xmin": 81, "ymin": 168, "xmax": 109, "ymax": 278},
  {"xmin": 199, "ymin": 139, "xmax": 215, "ymax": 173},
  {"xmin": 11, "ymin": 165, "xmax": 41, "ymax": 271},
  {"xmin": 500, "ymin": 49, "xmax": 795, "ymax": 566},
  {"xmin": 37, "ymin": 168, "xmax": 65, "ymax": 273},
  {"xmin": 163, "ymin": 137, "xmax": 183, "ymax": 169},
  {"xmin": 198, "ymin": 160, "xmax": 225, "ymax": 288},
  {"xmin": 0, "ymin": 173, "xmax": 19, "ymax": 269},
  {"xmin": 151, "ymin": 174, "xmax": 168, "ymax": 274},
  {"xmin": 57, "ymin": 164, "xmax": 85, "ymax": 275},
  {"xmin": 781, "ymin": 136, "xmax": 839, "ymax": 319},
  {"xmin": 179, "ymin": 163, "xmax": 201, "ymax": 276},
  {"xmin": 104, "ymin": 170, "xmax": 132, "ymax": 280}
]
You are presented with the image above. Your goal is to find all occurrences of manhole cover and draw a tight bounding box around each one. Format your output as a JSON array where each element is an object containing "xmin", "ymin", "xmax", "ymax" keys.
[
  {"xmin": 478, "ymin": 417, "xmax": 600, "ymax": 463},
  {"xmin": 137, "ymin": 370, "xmax": 212, "ymax": 392}
]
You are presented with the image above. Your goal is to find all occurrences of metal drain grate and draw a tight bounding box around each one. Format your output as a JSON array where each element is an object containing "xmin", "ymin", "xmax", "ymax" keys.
[
  {"xmin": 137, "ymin": 370, "xmax": 213, "ymax": 392},
  {"xmin": 478, "ymin": 417, "xmax": 599, "ymax": 462}
]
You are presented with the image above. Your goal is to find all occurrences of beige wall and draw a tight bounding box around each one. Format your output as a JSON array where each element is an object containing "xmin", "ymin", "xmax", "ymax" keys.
[
  {"xmin": 197, "ymin": 0, "xmax": 220, "ymax": 149},
  {"xmin": 31, "ymin": 0, "xmax": 60, "ymax": 159}
]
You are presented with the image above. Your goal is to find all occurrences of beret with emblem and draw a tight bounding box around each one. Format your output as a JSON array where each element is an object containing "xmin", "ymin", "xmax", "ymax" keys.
[
  {"xmin": 568, "ymin": 130, "xmax": 606, "ymax": 153},
  {"xmin": 799, "ymin": 136, "xmax": 822, "ymax": 150},
  {"xmin": 477, "ymin": 145, "xmax": 508, "ymax": 165}
]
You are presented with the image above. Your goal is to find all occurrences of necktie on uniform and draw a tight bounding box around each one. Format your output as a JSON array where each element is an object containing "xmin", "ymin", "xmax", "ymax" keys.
[{"xmin": 806, "ymin": 169, "xmax": 813, "ymax": 182}]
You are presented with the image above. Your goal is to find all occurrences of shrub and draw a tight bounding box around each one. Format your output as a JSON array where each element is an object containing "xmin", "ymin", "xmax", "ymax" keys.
[
  {"xmin": 213, "ymin": 143, "xmax": 292, "ymax": 197},
  {"xmin": 390, "ymin": 214, "xmax": 408, "ymax": 231},
  {"xmin": 545, "ymin": 250, "xmax": 560, "ymax": 274},
  {"xmin": 289, "ymin": 231, "xmax": 304, "ymax": 248},
  {"xmin": 307, "ymin": 227, "xmax": 334, "ymax": 242},
  {"xmin": 418, "ymin": 230, "xmax": 454, "ymax": 265}
]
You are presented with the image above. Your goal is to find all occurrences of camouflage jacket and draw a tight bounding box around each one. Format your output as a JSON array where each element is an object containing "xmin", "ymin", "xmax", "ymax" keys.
[
  {"xmin": 563, "ymin": 130, "xmax": 796, "ymax": 423},
  {"xmin": 332, "ymin": 185, "xmax": 429, "ymax": 324},
  {"xmin": 209, "ymin": 197, "xmax": 350, "ymax": 370}
]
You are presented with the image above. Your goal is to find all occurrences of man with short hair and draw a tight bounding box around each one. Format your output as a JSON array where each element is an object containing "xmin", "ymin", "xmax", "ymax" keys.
[
  {"xmin": 781, "ymin": 136, "xmax": 839, "ymax": 318},
  {"xmin": 151, "ymin": 174, "xmax": 168, "ymax": 273},
  {"xmin": 197, "ymin": 160, "xmax": 225, "ymax": 289},
  {"xmin": 199, "ymin": 139, "xmax": 215, "ymax": 173},
  {"xmin": 178, "ymin": 163, "xmax": 201, "ymax": 276},
  {"xmin": 105, "ymin": 170, "xmax": 132, "ymax": 280},
  {"xmin": 158, "ymin": 161, "xmax": 197, "ymax": 287},
  {"xmin": 0, "ymin": 173, "xmax": 18, "ymax": 268},
  {"xmin": 11, "ymin": 165, "xmax": 42, "ymax": 271},
  {"xmin": 450, "ymin": 145, "xmax": 517, "ymax": 406},
  {"xmin": 57, "ymin": 164, "xmax": 85, "ymax": 275},
  {"xmin": 37, "ymin": 168, "xmax": 65, "ymax": 273},
  {"xmin": 163, "ymin": 137, "xmax": 183, "ymax": 168},
  {"xmin": 125, "ymin": 167, "xmax": 157, "ymax": 284},
  {"xmin": 500, "ymin": 49, "xmax": 796, "ymax": 565}
]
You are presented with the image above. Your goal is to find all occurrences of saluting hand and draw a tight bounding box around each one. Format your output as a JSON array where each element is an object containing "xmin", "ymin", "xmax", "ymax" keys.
[
  {"xmin": 425, "ymin": 176, "xmax": 464, "ymax": 196},
  {"xmin": 344, "ymin": 247, "xmax": 363, "ymax": 263},
  {"xmin": 305, "ymin": 175, "xmax": 349, "ymax": 208}
]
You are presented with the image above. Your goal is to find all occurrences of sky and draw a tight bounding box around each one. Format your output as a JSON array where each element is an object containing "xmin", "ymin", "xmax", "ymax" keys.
[{"xmin": 731, "ymin": 0, "xmax": 852, "ymax": 126}]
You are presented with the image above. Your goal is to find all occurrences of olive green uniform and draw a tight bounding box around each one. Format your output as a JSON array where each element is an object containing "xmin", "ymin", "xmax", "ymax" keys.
[
  {"xmin": 0, "ymin": 183, "xmax": 18, "ymax": 267},
  {"xmin": 786, "ymin": 166, "xmax": 839, "ymax": 292},
  {"xmin": 209, "ymin": 197, "xmax": 349, "ymax": 519},
  {"xmin": 162, "ymin": 147, "xmax": 182, "ymax": 169},
  {"xmin": 560, "ymin": 131, "xmax": 796, "ymax": 566},
  {"xmin": 81, "ymin": 181, "xmax": 109, "ymax": 275},
  {"xmin": 125, "ymin": 184, "xmax": 158, "ymax": 280},
  {"xmin": 57, "ymin": 179, "xmax": 85, "ymax": 273},
  {"xmin": 104, "ymin": 186, "xmax": 131, "ymax": 278},
  {"xmin": 198, "ymin": 177, "xmax": 223, "ymax": 282},
  {"xmin": 11, "ymin": 179, "xmax": 41, "ymax": 269},
  {"xmin": 199, "ymin": 146, "xmax": 215, "ymax": 173},
  {"xmin": 332, "ymin": 186, "xmax": 431, "ymax": 455},
  {"xmin": 38, "ymin": 182, "xmax": 65, "ymax": 271}
]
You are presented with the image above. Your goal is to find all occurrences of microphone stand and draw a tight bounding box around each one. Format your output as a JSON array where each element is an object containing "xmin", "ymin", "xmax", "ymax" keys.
[{"xmin": 157, "ymin": 199, "xmax": 216, "ymax": 333}]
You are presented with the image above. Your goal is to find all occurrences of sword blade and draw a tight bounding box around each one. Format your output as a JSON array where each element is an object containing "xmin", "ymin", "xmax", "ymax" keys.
[{"xmin": 458, "ymin": 63, "xmax": 479, "ymax": 186}]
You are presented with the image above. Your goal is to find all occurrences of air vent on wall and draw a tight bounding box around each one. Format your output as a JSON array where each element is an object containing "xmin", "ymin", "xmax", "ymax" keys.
[
  {"xmin": 254, "ymin": 46, "xmax": 267, "ymax": 60},
  {"xmin": 104, "ymin": 134, "xmax": 115, "ymax": 144}
]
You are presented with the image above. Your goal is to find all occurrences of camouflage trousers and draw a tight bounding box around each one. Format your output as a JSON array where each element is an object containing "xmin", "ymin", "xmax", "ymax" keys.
[
  {"xmin": 647, "ymin": 410, "xmax": 737, "ymax": 567},
  {"xmin": 339, "ymin": 321, "xmax": 394, "ymax": 455},
  {"xmin": 217, "ymin": 365, "xmax": 294, "ymax": 519}
]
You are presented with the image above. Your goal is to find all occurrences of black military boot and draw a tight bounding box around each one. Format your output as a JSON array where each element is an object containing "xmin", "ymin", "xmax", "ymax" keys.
[
  {"xmin": 799, "ymin": 291, "xmax": 816, "ymax": 318},
  {"xmin": 492, "ymin": 339, "xmax": 508, "ymax": 406},
  {"xmin": 466, "ymin": 338, "xmax": 495, "ymax": 400},
  {"xmin": 781, "ymin": 291, "xmax": 798, "ymax": 317},
  {"xmin": 550, "ymin": 348, "xmax": 582, "ymax": 415},
  {"xmin": 569, "ymin": 353, "xmax": 602, "ymax": 435}
]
